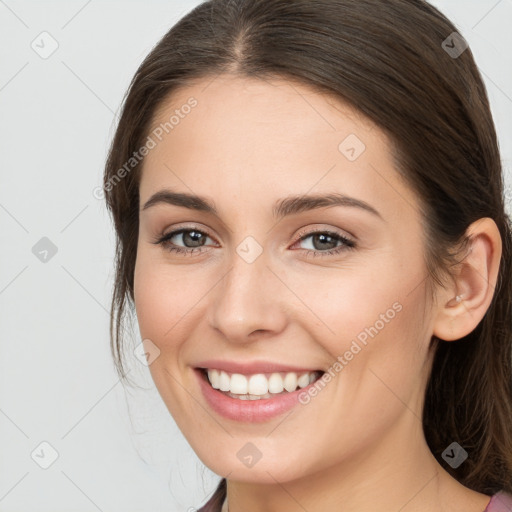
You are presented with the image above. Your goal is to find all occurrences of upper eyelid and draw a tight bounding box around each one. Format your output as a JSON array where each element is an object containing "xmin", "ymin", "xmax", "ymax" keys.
[
  {"xmin": 295, "ymin": 224, "xmax": 355, "ymax": 243},
  {"xmin": 162, "ymin": 225, "xmax": 216, "ymax": 242}
]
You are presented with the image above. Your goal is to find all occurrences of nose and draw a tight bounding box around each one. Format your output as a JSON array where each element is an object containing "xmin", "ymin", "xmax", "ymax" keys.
[{"xmin": 207, "ymin": 248, "xmax": 288, "ymax": 344}]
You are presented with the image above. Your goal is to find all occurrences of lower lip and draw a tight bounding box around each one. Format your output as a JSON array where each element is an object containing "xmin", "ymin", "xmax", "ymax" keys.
[{"xmin": 195, "ymin": 368, "xmax": 320, "ymax": 423}]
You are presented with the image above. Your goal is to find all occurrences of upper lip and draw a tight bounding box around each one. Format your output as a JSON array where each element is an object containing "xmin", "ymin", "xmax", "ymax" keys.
[{"xmin": 195, "ymin": 359, "xmax": 322, "ymax": 375}]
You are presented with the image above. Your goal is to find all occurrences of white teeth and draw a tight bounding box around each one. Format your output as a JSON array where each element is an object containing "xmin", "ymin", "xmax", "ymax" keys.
[
  {"xmin": 206, "ymin": 369, "xmax": 321, "ymax": 397},
  {"xmin": 283, "ymin": 372, "xmax": 297, "ymax": 392},
  {"xmin": 297, "ymin": 373, "xmax": 310, "ymax": 388},
  {"xmin": 219, "ymin": 371, "xmax": 230, "ymax": 392},
  {"xmin": 268, "ymin": 373, "xmax": 284, "ymax": 394},
  {"xmin": 248, "ymin": 374, "xmax": 268, "ymax": 395},
  {"xmin": 209, "ymin": 369, "xmax": 220, "ymax": 389},
  {"xmin": 230, "ymin": 373, "xmax": 248, "ymax": 394}
]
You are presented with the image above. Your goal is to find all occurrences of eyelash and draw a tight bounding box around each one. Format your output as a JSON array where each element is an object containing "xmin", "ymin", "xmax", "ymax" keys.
[{"xmin": 152, "ymin": 225, "xmax": 356, "ymax": 258}]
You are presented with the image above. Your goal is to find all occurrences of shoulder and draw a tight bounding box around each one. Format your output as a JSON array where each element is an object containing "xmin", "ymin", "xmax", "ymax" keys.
[{"xmin": 484, "ymin": 491, "xmax": 512, "ymax": 511}]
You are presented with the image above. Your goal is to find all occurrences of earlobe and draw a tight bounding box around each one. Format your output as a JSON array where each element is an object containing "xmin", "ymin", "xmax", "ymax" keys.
[{"xmin": 432, "ymin": 218, "xmax": 502, "ymax": 342}]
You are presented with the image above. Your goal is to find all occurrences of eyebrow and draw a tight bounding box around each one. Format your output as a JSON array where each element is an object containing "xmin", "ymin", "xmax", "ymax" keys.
[{"xmin": 141, "ymin": 189, "xmax": 383, "ymax": 220}]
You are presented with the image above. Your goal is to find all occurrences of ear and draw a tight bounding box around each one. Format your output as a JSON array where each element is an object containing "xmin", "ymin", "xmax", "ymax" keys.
[{"xmin": 433, "ymin": 217, "xmax": 502, "ymax": 342}]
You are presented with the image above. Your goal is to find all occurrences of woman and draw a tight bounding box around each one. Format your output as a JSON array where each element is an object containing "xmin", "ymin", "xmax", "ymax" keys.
[{"xmin": 103, "ymin": 0, "xmax": 512, "ymax": 510}]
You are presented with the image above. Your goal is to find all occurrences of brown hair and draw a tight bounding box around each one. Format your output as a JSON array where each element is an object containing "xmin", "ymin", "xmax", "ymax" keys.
[{"xmin": 103, "ymin": 0, "xmax": 512, "ymax": 496}]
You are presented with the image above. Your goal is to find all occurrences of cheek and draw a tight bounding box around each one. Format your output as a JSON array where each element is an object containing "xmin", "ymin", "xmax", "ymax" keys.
[
  {"xmin": 292, "ymin": 248, "xmax": 430, "ymax": 385},
  {"xmin": 133, "ymin": 250, "xmax": 202, "ymax": 419},
  {"xmin": 133, "ymin": 249, "xmax": 211, "ymax": 350},
  {"xmin": 295, "ymin": 281, "xmax": 430, "ymax": 465},
  {"xmin": 288, "ymin": 259, "xmax": 405, "ymax": 346},
  {"xmin": 133, "ymin": 250, "xmax": 177, "ymax": 344}
]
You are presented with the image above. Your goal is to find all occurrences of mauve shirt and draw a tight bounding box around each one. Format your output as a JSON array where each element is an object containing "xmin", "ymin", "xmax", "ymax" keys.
[
  {"xmin": 198, "ymin": 483, "xmax": 512, "ymax": 512},
  {"xmin": 483, "ymin": 491, "xmax": 512, "ymax": 511}
]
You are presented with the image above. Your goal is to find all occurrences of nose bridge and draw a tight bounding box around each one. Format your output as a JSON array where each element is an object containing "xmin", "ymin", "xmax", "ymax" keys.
[{"xmin": 208, "ymin": 242, "xmax": 286, "ymax": 342}]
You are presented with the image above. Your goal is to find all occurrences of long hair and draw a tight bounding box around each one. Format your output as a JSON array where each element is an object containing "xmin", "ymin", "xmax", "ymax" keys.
[{"xmin": 103, "ymin": 0, "xmax": 512, "ymax": 495}]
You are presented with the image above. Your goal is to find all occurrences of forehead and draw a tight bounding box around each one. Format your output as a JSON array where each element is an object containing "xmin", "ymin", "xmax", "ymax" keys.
[
  {"xmin": 139, "ymin": 73, "xmax": 415, "ymax": 223},
  {"xmin": 146, "ymin": 73, "xmax": 381, "ymax": 153}
]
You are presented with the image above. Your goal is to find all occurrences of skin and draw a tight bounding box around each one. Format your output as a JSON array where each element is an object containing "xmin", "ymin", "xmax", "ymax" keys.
[{"xmin": 133, "ymin": 73, "xmax": 501, "ymax": 512}]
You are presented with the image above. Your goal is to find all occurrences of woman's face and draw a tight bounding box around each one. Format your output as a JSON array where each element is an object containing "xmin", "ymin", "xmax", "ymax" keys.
[{"xmin": 134, "ymin": 73, "xmax": 437, "ymax": 483}]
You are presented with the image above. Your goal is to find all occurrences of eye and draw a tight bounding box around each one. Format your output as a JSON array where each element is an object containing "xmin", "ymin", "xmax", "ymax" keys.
[
  {"xmin": 152, "ymin": 227, "xmax": 216, "ymax": 256},
  {"xmin": 292, "ymin": 229, "xmax": 356, "ymax": 258},
  {"xmin": 152, "ymin": 226, "xmax": 356, "ymax": 258}
]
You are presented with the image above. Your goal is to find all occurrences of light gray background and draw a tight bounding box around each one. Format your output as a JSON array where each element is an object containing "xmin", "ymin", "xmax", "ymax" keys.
[{"xmin": 0, "ymin": 1, "xmax": 511, "ymax": 511}]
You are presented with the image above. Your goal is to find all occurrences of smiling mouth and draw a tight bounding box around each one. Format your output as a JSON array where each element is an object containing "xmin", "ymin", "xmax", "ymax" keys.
[{"xmin": 198, "ymin": 367, "xmax": 325, "ymax": 400}]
